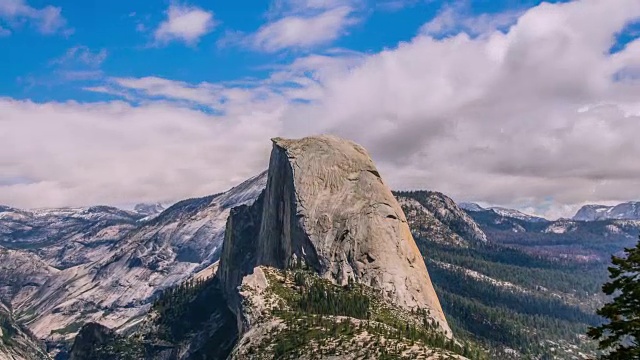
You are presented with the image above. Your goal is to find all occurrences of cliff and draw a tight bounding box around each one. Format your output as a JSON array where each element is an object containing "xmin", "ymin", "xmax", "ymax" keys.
[{"xmin": 218, "ymin": 135, "xmax": 451, "ymax": 337}]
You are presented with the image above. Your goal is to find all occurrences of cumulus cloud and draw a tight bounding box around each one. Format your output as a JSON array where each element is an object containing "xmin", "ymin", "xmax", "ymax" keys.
[
  {"xmin": 0, "ymin": 0, "xmax": 71, "ymax": 35},
  {"xmin": 154, "ymin": 4, "xmax": 216, "ymax": 45},
  {"xmin": 0, "ymin": 99, "xmax": 279, "ymax": 208},
  {"xmin": 236, "ymin": 0, "xmax": 360, "ymax": 52},
  {"xmin": 3, "ymin": 0, "xmax": 640, "ymax": 219}
]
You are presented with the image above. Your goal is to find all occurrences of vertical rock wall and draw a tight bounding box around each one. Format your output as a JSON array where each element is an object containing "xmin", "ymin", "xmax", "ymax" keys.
[{"xmin": 218, "ymin": 135, "xmax": 451, "ymax": 336}]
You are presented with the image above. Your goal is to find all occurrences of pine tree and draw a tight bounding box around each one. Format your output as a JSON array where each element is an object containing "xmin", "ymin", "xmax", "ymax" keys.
[{"xmin": 587, "ymin": 237, "xmax": 640, "ymax": 359}]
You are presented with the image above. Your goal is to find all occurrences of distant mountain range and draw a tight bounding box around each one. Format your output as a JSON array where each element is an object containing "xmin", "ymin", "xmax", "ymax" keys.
[
  {"xmin": 461, "ymin": 201, "xmax": 640, "ymax": 222},
  {"xmin": 459, "ymin": 202, "xmax": 639, "ymax": 263},
  {"xmin": 573, "ymin": 202, "xmax": 640, "ymax": 221},
  {"xmin": 459, "ymin": 202, "xmax": 548, "ymax": 222}
]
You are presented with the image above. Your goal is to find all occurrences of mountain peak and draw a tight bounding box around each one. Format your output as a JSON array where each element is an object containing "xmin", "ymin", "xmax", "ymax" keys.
[
  {"xmin": 219, "ymin": 135, "xmax": 451, "ymax": 341},
  {"xmin": 459, "ymin": 202, "xmax": 485, "ymax": 212}
]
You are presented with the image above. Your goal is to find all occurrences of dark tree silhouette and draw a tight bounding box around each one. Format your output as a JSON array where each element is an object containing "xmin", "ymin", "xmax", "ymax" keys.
[{"xmin": 588, "ymin": 236, "xmax": 640, "ymax": 359}]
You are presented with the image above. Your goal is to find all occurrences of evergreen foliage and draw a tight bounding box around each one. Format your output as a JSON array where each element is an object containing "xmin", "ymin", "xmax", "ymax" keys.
[
  {"xmin": 151, "ymin": 276, "xmax": 216, "ymax": 342},
  {"xmin": 297, "ymin": 278, "xmax": 370, "ymax": 319},
  {"xmin": 588, "ymin": 237, "xmax": 640, "ymax": 359},
  {"xmin": 262, "ymin": 268, "xmax": 487, "ymax": 360},
  {"xmin": 0, "ymin": 313, "xmax": 17, "ymax": 344}
]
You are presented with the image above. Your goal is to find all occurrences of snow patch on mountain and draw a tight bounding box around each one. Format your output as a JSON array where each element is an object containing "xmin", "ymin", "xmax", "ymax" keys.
[
  {"xmin": 133, "ymin": 203, "xmax": 165, "ymax": 216},
  {"xmin": 543, "ymin": 220, "xmax": 577, "ymax": 234},
  {"xmin": 458, "ymin": 202, "xmax": 485, "ymax": 212},
  {"xmin": 489, "ymin": 207, "xmax": 548, "ymax": 223}
]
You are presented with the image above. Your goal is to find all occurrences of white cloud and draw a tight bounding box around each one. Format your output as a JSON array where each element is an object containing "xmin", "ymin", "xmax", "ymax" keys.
[
  {"xmin": 239, "ymin": 0, "xmax": 360, "ymax": 52},
  {"xmin": 0, "ymin": 0, "xmax": 71, "ymax": 35},
  {"xmin": 4, "ymin": 0, "xmax": 640, "ymax": 220},
  {"xmin": 87, "ymin": 77, "xmax": 290, "ymax": 115},
  {"xmin": 0, "ymin": 98, "xmax": 280, "ymax": 208},
  {"xmin": 252, "ymin": 6, "xmax": 356, "ymax": 52},
  {"xmin": 154, "ymin": 4, "xmax": 216, "ymax": 45},
  {"xmin": 113, "ymin": 77, "xmax": 221, "ymax": 105},
  {"xmin": 421, "ymin": 2, "xmax": 521, "ymax": 37}
]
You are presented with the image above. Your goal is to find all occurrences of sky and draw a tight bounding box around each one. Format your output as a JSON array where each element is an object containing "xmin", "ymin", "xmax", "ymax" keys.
[{"xmin": 1, "ymin": 0, "xmax": 640, "ymax": 219}]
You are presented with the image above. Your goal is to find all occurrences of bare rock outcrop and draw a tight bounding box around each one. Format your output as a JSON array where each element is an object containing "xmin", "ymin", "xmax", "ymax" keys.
[{"xmin": 218, "ymin": 135, "xmax": 451, "ymax": 336}]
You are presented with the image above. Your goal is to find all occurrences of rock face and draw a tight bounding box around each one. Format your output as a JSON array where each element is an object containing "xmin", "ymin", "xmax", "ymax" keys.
[
  {"xmin": 0, "ymin": 206, "xmax": 142, "ymax": 269},
  {"xmin": 219, "ymin": 135, "xmax": 450, "ymax": 335}
]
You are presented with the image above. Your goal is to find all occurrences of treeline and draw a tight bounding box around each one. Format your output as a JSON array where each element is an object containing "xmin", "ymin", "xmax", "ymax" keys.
[{"xmin": 296, "ymin": 277, "xmax": 370, "ymax": 319}]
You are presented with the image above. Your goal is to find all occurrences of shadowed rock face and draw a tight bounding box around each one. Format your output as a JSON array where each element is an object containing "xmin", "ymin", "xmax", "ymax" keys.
[{"xmin": 219, "ymin": 135, "xmax": 450, "ymax": 335}]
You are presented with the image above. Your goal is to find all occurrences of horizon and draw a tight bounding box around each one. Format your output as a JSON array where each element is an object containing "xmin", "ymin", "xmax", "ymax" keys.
[
  {"xmin": 3, "ymin": 167, "xmax": 638, "ymax": 222},
  {"xmin": 2, "ymin": 0, "xmax": 640, "ymax": 219}
]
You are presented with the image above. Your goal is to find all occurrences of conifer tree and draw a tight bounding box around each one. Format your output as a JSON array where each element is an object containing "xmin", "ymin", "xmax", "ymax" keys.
[{"xmin": 588, "ymin": 237, "xmax": 640, "ymax": 359}]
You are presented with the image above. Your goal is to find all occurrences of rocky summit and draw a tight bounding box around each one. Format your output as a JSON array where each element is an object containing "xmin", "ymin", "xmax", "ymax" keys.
[{"xmin": 218, "ymin": 135, "xmax": 453, "ymax": 352}]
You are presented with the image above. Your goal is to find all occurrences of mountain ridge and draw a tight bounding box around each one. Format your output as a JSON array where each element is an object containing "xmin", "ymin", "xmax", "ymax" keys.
[
  {"xmin": 573, "ymin": 201, "xmax": 640, "ymax": 221},
  {"xmin": 459, "ymin": 203, "xmax": 548, "ymax": 222}
]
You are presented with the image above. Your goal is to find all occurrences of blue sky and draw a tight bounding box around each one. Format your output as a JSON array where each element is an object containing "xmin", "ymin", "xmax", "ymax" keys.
[
  {"xmin": 1, "ymin": 0, "xmax": 568, "ymax": 103},
  {"xmin": 1, "ymin": 0, "xmax": 640, "ymax": 219}
]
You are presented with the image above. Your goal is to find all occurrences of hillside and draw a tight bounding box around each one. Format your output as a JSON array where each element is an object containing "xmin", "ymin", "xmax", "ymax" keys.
[
  {"xmin": 0, "ymin": 301, "xmax": 50, "ymax": 360},
  {"xmin": 0, "ymin": 172, "xmax": 267, "ymax": 358},
  {"xmin": 436, "ymin": 201, "xmax": 640, "ymax": 359}
]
